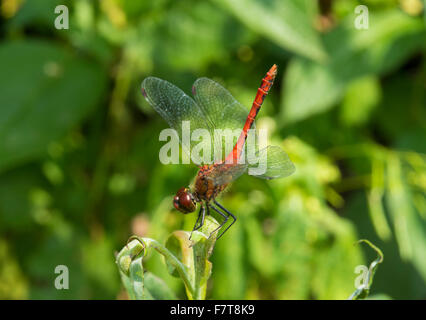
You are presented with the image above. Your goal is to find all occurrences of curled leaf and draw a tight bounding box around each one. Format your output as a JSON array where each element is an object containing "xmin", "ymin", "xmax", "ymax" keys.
[{"xmin": 116, "ymin": 216, "xmax": 221, "ymax": 300}]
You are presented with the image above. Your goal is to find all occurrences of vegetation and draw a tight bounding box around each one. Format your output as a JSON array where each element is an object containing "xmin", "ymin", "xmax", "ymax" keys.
[{"xmin": 0, "ymin": 0, "xmax": 425, "ymax": 299}]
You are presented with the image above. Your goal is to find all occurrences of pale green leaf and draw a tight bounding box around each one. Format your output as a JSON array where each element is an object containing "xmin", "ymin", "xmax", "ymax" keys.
[
  {"xmin": 340, "ymin": 76, "xmax": 381, "ymax": 126},
  {"xmin": 282, "ymin": 10, "xmax": 426, "ymax": 123},
  {"xmin": 213, "ymin": 0, "xmax": 326, "ymax": 61}
]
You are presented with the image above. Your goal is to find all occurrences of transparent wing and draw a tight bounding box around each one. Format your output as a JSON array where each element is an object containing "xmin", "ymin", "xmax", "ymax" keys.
[
  {"xmin": 247, "ymin": 145, "xmax": 295, "ymax": 179},
  {"xmin": 192, "ymin": 78, "xmax": 253, "ymax": 162},
  {"xmin": 205, "ymin": 163, "xmax": 248, "ymax": 186},
  {"xmin": 141, "ymin": 77, "xmax": 215, "ymax": 162},
  {"xmin": 205, "ymin": 145, "xmax": 295, "ymax": 187},
  {"xmin": 192, "ymin": 77, "xmax": 249, "ymax": 131}
]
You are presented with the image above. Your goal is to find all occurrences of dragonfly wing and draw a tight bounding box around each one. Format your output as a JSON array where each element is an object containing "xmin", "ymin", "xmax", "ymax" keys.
[
  {"xmin": 247, "ymin": 145, "xmax": 295, "ymax": 179},
  {"xmin": 141, "ymin": 77, "xmax": 215, "ymax": 162},
  {"xmin": 192, "ymin": 78, "xmax": 253, "ymax": 162},
  {"xmin": 205, "ymin": 145, "xmax": 294, "ymax": 187},
  {"xmin": 205, "ymin": 163, "xmax": 248, "ymax": 187}
]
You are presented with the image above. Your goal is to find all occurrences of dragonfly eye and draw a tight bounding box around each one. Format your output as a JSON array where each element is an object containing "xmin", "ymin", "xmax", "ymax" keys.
[{"xmin": 173, "ymin": 187, "xmax": 196, "ymax": 214}]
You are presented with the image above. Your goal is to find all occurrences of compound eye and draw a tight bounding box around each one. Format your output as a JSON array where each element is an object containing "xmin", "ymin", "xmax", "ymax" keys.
[{"xmin": 173, "ymin": 188, "xmax": 196, "ymax": 214}]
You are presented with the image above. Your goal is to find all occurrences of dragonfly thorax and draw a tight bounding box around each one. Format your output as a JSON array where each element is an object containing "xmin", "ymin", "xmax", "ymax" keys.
[{"xmin": 194, "ymin": 165, "xmax": 228, "ymax": 202}]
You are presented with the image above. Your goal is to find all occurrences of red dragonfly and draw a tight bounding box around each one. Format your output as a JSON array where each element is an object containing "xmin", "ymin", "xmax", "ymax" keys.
[{"xmin": 141, "ymin": 65, "xmax": 295, "ymax": 239}]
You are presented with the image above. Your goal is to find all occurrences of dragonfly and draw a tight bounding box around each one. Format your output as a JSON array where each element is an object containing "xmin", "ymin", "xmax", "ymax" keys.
[{"xmin": 141, "ymin": 65, "xmax": 295, "ymax": 240}]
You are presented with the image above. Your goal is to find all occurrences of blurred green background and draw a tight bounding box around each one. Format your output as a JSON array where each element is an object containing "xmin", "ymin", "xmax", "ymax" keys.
[{"xmin": 0, "ymin": 0, "xmax": 425, "ymax": 299}]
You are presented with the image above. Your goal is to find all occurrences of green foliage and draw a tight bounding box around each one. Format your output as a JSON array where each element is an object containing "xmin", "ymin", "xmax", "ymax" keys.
[
  {"xmin": 0, "ymin": 0, "xmax": 425, "ymax": 299},
  {"xmin": 282, "ymin": 9, "xmax": 426, "ymax": 123},
  {"xmin": 213, "ymin": 0, "xmax": 326, "ymax": 61},
  {"xmin": 340, "ymin": 76, "xmax": 381, "ymax": 126},
  {"xmin": 0, "ymin": 240, "xmax": 28, "ymax": 299},
  {"xmin": 117, "ymin": 216, "xmax": 219, "ymax": 300},
  {"xmin": 0, "ymin": 40, "xmax": 107, "ymax": 172}
]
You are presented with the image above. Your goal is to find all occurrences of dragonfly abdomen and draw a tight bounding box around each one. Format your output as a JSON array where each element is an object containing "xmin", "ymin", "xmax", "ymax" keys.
[{"xmin": 226, "ymin": 64, "xmax": 278, "ymax": 164}]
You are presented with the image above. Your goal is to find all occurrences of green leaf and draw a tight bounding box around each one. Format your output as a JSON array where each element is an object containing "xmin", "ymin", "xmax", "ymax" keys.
[
  {"xmin": 81, "ymin": 236, "xmax": 120, "ymax": 296},
  {"xmin": 123, "ymin": 259, "xmax": 177, "ymax": 300},
  {"xmin": 340, "ymin": 76, "xmax": 381, "ymax": 126},
  {"xmin": 103, "ymin": 1, "xmax": 253, "ymax": 73},
  {"xmin": 116, "ymin": 216, "xmax": 220, "ymax": 300},
  {"xmin": 282, "ymin": 9, "xmax": 426, "ymax": 123},
  {"xmin": 386, "ymin": 154, "xmax": 413, "ymax": 260},
  {"xmin": 155, "ymin": 1, "xmax": 253, "ymax": 71},
  {"xmin": 8, "ymin": 0, "xmax": 68, "ymax": 29},
  {"xmin": 0, "ymin": 239, "xmax": 28, "ymax": 299},
  {"xmin": 367, "ymin": 157, "xmax": 392, "ymax": 240},
  {"xmin": 117, "ymin": 240, "xmax": 154, "ymax": 300},
  {"xmin": 165, "ymin": 215, "xmax": 219, "ymax": 300},
  {"xmin": 213, "ymin": 0, "xmax": 326, "ymax": 61},
  {"xmin": 309, "ymin": 207, "xmax": 365, "ymax": 299},
  {"xmin": 143, "ymin": 272, "xmax": 177, "ymax": 300},
  {"xmin": 210, "ymin": 214, "xmax": 246, "ymax": 299},
  {"xmin": 0, "ymin": 167, "xmax": 41, "ymax": 231},
  {"xmin": 129, "ymin": 257, "xmax": 147, "ymax": 300},
  {"xmin": 0, "ymin": 39, "xmax": 107, "ymax": 172},
  {"xmin": 386, "ymin": 153, "xmax": 426, "ymax": 282}
]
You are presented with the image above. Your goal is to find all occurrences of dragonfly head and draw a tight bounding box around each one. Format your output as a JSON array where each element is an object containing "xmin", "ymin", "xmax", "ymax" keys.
[{"xmin": 173, "ymin": 187, "xmax": 196, "ymax": 214}]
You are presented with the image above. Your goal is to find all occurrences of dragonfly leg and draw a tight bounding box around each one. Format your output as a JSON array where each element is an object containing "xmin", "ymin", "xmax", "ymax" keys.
[
  {"xmin": 198, "ymin": 203, "xmax": 206, "ymax": 229},
  {"xmin": 213, "ymin": 200, "xmax": 237, "ymax": 240},
  {"xmin": 189, "ymin": 204, "xmax": 205, "ymax": 240},
  {"xmin": 209, "ymin": 204, "xmax": 228, "ymax": 239}
]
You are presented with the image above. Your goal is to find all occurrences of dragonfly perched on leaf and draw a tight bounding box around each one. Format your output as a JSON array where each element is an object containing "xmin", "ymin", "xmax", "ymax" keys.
[{"xmin": 141, "ymin": 65, "xmax": 295, "ymax": 240}]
